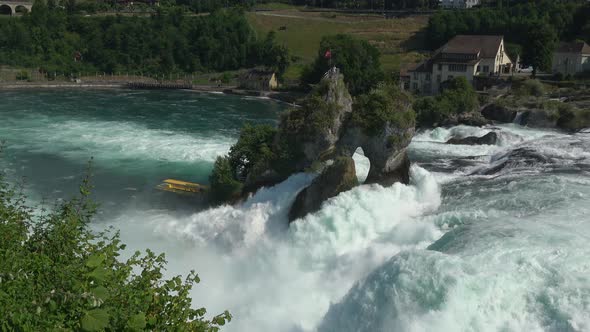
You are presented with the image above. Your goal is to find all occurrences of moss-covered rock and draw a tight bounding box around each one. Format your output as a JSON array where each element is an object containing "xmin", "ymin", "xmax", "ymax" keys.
[
  {"xmin": 557, "ymin": 108, "xmax": 590, "ymax": 131},
  {"xmin": 275, "ymin": 68, "xmax": 353, "ymax": 171},
  {"xmin": 337, "ymin": 83, "xmax": 415, "ymax": 186},
  {"xmin": 209, "ymin": 68, "xmax": 417, "ymax": 214}
]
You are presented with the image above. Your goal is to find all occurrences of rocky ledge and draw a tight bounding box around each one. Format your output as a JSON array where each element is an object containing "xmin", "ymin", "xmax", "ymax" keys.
[{"xmin": 446, "ymin": 132, "xmax": 498, "ymax": 145}]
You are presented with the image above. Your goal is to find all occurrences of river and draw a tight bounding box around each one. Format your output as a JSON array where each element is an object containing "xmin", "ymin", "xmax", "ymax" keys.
[{"xmin": 1, "ymin": 90, "xmax": 589, "ymax": 332}]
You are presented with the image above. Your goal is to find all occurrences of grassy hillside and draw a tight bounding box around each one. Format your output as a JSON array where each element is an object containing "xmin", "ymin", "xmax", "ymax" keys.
[{"xmin": 246, "ymin": 9, "xmax": 429, "ymax": 81}]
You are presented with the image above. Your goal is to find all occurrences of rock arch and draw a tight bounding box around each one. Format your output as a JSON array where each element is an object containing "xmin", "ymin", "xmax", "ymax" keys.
[
  {"xmin": 0, "ymin": 4, "xmax": 12, "ymax": 15},
  {"xmin": 15, "ymin": 4, "xmax": 28, "ymax": 13}
]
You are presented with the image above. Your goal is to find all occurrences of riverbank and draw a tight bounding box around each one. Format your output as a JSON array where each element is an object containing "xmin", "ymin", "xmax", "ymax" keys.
[{"xmin": 0, "ymin": 81, "xmax": 305, "ymax": 105}]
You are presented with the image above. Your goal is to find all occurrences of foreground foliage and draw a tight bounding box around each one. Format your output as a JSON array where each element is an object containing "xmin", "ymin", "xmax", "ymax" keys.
[{"xmin": 0, "ymin": 171, "xmax": 231, "ymax": 331}]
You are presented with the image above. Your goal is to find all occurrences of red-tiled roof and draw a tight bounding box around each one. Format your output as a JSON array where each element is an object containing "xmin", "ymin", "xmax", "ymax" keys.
[
  {"xmin": 441, "ymin": 35, "xmax": 503, "ymax": 58},
  {"xmin": 556, "ymin": 41, "xmax": 590, "ymax": 55}
]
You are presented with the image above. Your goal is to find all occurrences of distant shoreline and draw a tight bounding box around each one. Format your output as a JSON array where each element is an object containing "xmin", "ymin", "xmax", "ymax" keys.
[
  {"xmin": 0, "ymin": 82, "xmax": 304, "ymax": 105},
  {"xmin": 0, "ymin": 82, "xmax": 123, "ymax": 89}
]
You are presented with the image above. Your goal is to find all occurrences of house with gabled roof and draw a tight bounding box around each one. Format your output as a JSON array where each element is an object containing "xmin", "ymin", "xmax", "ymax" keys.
[
  {"xmin": 407, "ymin": 35, "xmax": 513, "ymax": 95},
  {"xmin": 440, "ymin": 0, "xmax": 480, "ymax": 9},
  {"xmin": 552, "ymin": 41, "xmax": 590, "ymax": 76},
  {"xmin": 239, "ymin": 68, "xmax": 278, "ymax": 91}
]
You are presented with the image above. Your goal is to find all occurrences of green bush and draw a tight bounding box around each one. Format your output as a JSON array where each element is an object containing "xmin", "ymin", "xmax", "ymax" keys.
[
  {"xmin": 228, "ymin": 124, "xmax": 277, "ymax": 181},
  {"xmin": 414, "ymin": 77, "xmax": 479, "ymax": 127},
  {"xmin": 516, "ymin": 79, "xmax": 546, "ymax": 97},
  {"xmin": 209, "ymin": 156, "xmax": 244, "ymax": 203},
  {"xmin": 209, "ymin": 124, "xmax": 279, "ymax": 202},
  {"xmin": 351, "ymin": 83, "xmax": 415, "ymax": 136},
  {"xmin": 301, "ymin": 34, "xmax": 384, "ymax": 96},
  {"xmin": 0, "ymin": 171, "xmax": 231, "ymax": 331},
  {"xmin": 15, "ymin": 70, "xmax": 29, "ymax": 81},
  {"xmin": 221, "ymin": 72, "xmax": 232, "ymax": 84}
]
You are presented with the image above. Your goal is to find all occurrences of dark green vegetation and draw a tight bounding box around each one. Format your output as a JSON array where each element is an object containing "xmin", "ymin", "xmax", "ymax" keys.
[
  {"xmin": 414, "ymin": 77, "xmax": 479, "ymax": 127},
  {"xmin": 351, "ymin": 83, "xmax": 415, "ymax": 135},
  {"xmin": 0, "ymin": 3, "xmax": 288, "ymax": 76},
  {"xmin": 257, "ymin": 0, "xmax": 438, "ymax": 10},
  {"xmin": 0, "ymin": 169, "xmax": 231, "ymax": 331},
  {"xmin": 426, "ymin": 0, "xmax": 590, "ymax": 73},
  {"xmin": 301, "ymin": 34, "xmax": 383, "ymax": 95}
]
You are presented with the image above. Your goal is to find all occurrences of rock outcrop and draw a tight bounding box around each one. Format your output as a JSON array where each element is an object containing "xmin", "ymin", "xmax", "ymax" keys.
[
  {"xmin": 275, "ymin": 68, "xmax": 353, "ymax": 170},
  {"xmin": 481, "ymin": 104, "xmax": 517, "ymax": 123},
  {"xmin": 288, "ymin": 157, "xmax": 358, "ymax": 222},
  {"xmin": 446, "ymin": 132, "xmax": 498, "ymax": 145},
  {"xmin": 287, "ymin": 75, "xmax": 415, "ymax": 221},
  {"xmin": 440, "ymin": 111, "xmax": 490, "ymax": 127},
  {"xmin": 519, "ymin": 110, "xmax": 558, "ymax": 128},
  {"xmin": 213, "ymin": 68, "xmax": 416, "ymax": 222},
  {"xmin": 336, "ymin": 120, "xmax": 413, "ymax": 186}
]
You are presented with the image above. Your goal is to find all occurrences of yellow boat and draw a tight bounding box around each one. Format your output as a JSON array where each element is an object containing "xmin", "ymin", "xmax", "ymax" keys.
[{"xmin": 156, "ymin": 179, "xmax": 209, "ymax": 194}]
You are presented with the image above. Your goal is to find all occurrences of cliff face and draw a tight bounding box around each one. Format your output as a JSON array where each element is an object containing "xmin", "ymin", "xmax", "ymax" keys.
[{"xmin": 276, "ymin": 68, "xmax": 353, "ymax": 170}]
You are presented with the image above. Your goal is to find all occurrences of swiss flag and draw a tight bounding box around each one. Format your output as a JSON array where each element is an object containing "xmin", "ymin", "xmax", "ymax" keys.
[{"xmin": 324, "ymin": 49, "xmax": 332, "ymax": 59}]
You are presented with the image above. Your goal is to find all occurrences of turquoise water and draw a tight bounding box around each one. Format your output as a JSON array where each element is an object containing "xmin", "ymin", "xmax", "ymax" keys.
[
  {"xmin": 1, "ymin": 91, "xmax": 590, "ymax": 332},
  {"xmin": 0, "ymin": 90, "xmax": 283, "ymax": 213}
]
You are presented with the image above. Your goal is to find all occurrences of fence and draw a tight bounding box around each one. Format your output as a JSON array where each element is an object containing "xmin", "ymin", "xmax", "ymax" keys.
[{"xmin": 0, "ymin": 68, "xmax": 198, "ymax": 84}]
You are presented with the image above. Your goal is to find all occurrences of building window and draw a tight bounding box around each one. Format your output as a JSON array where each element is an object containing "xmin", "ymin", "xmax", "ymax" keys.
[
  {"xmin": 412, "ymin": 83, "xmax": 418, "ymax": 91},
  {"xmin": 477, "ymin": 65, "xmax": 481, "ymax": 72},
  {"xmin": 483, "ymin": 65, "xmax": 489, "ymax": 73},
  {"xmin": 437, "ymin": 75, "xmax": 441, "ymax": 83},
  {"xmin": 448, "ymin": 75, "xmax": 454, "ymax": 80},
  {"xmin": 413, "ymin": 72, "xmax": 418, "ymax": 80},
  {"xmin": 425, "ymin": 73, "xmax": 431, "ymax": 81},
  {"xmin": 448, "ymin": 64, "xmax": 467, "ymax": 72},
  {"xmin": 438, "ymin": 64, "xmax": 442, "ymax": 71}
]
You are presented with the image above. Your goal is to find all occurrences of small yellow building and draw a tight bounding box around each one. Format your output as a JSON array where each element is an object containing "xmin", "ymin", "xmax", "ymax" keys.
[{"xmin": 239, "ymin": 69, "xmax": 278, "ymax": 91}]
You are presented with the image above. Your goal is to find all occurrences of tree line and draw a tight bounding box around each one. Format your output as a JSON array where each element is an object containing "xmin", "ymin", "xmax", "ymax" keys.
[{"xmin": 0, "ymin": 2, "xmax": 289, "ymax": 77}]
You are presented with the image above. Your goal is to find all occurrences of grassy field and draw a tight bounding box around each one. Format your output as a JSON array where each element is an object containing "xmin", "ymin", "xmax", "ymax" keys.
[{"xmin": 246, "ymin": 8, "xmax": 430, "ymax": 81}]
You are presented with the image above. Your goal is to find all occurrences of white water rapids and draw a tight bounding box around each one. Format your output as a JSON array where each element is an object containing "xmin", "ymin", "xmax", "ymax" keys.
[
  {"xmin": 2, "ymin": 91, "xmax": 589, "ymax": 331},
  {"xmin": 108, "ymin": 125, "xmax": 590, "ymax": 332}
]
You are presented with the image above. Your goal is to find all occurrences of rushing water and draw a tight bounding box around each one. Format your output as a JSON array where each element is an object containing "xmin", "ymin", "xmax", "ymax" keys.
[{"xmin": 1, "ymin": 90, "xmax": 589, "ymax": 332}]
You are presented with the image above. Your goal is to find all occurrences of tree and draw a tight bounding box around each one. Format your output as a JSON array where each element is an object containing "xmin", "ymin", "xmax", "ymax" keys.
[
  {"xmin": 301, "ymin": 34, "xmax": 384, "ymax": 96},
  {"xmin": 521, "ymin": 22, "xmax": 557, "ymax": 77},
  {"xmin": 414, "ymin": 77, "xmax": 479, "ymax": 127},
  {"xmin": 228, "ymin": 124, "xmax": 277, "ymax": 181},
  {"xmin": 0, "ymin": 169, "xmax": 231, "ymax": 331}
]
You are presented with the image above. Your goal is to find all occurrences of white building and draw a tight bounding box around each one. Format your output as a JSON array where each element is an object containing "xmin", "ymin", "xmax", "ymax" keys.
[
  {"xmin": 407, "ymin": 35, "xmax": 513, "ymax": 95},
  {"xmin": 440, "ymin": 0, "xmax": 480, "ymax": 9},
  {"xmin": 552, "ymin": 41, "xmax": 590, "ymax": 76}
]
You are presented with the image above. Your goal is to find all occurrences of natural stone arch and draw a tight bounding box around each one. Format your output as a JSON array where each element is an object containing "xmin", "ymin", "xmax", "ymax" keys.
[
  {"xmin": 15, "ymin": 4, "xmax": 28, "ymax": 13},
  {"xmin": 0, "ymin": 4, "xmax": 13, "ymax": 15},
  {"xmin": 353, "ymin": 147, "xmax": 370, "ymax": 184}
]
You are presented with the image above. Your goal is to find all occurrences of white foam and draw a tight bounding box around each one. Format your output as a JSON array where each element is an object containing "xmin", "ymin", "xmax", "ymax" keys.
[
  {"xmin": 2, "ymin": 116, "xmax": 232, "ymax": 164},
  {"xmin": 110, "ymin": 166, "xmax": 442, "ymax": 332}
]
